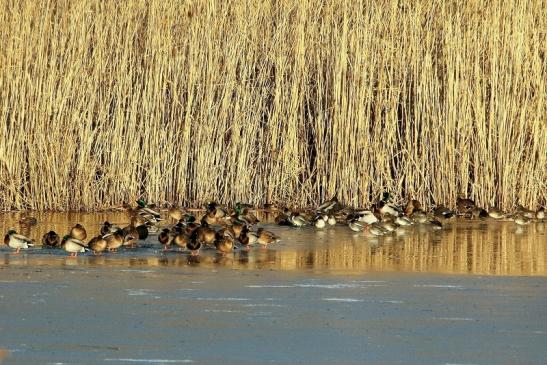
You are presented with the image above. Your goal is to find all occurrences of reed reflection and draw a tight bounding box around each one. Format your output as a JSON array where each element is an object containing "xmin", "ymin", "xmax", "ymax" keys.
[{"xmin": 0, "ymin": 212, "xmax": 545, "ymax": 276}]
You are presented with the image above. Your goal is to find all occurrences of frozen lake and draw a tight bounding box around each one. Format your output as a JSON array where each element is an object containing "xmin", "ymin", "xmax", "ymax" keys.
[{"xmin": 0, "ymin": 213, "xmax": 546, "ymax": 364}]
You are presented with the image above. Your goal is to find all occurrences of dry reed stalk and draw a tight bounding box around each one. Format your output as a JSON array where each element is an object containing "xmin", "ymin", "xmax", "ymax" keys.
[{"xmin": 0, "ymin": 0, "xmax": 545, "ymax": 211}]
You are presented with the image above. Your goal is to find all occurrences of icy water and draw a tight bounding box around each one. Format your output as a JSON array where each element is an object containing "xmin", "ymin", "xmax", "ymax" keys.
[{"xmin": 0, "ymin": 212, "xmax": 546, "ymax": 364}]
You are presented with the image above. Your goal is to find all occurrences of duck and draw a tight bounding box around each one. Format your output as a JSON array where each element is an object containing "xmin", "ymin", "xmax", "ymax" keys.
[
  {"xmin": 288, "ymin": 212, "xmax": 310, "ymax": 227},
  {"xmin": 233, "ymin": 202, "xmax": 259, "ymax": 225},
  {"xmin": 316, "ymin": 196, "xmax": 342, "ymax": 214},
  {"xmin": 487, "ymin": 207, "xmax": 505, "ymax": 219},
  {"xmin": 355, "ymin": 210, "xmax": 379, "ymax": 224},
  {"xmin": 186, "ymin": 234, "xmax": 202, "ymax": 256},
  {"xmin": 256, "ymin": 228, "xmax": 280, "ymax": 246},
  {"xmin": 173, "ymin": 231, "xmax": 190, "ymax": 251},
  {"xmin": 214, "ymin": 229, "xmax": 234, "ymax": 254},
  {"xmin": 122, "ymin": 218, "xmax": 141, "ymax": 248},
  {"xmin": 274, "ymin": 208, "xmax": 292, "ymax": 226},
  {"xmin": 379, "ymin": 220, "xmax": 399, "ymax": 232},
  {"xmin": 537, "ymin": 207, "xmax": 545, "ymax": 220},
  {"xmin": 471, "ymin": 207, "xmax": 488, "ymax": 219},
  {"xmin": 207, "ymin": 201, "xmax": 229, "ymax": 219},
  {"xmin": 434, "ymin": 205, "xmax": 455, "ymax": 219},
  {"xmin": 192, "ymin": 223, "xmax": 217, "ymax": 247},
  {"xmin": 516, "ymin": 204, "xmax": 536, "ymax": 219},
  {"xmin": 410, "ymin": 210, "xmax": 428, "ymax": 223},
  {"xmin": 429, "ymin": 219, "xmax": 443, "ymax": 229},
  {"xmin": 62, "ymin": 236, "xmax": 88, "ymax": 257},
  {"xmin": 348, "ymin": 220, "xmax": 365, "ymax": 232},
  {"xmin": 70, "ymin": 224, "xmax": 87, "ymax": 241},
  {"xmin": 100, "ymin": 221, "xmax": 120, "ymax": 236},
  {"xmin": 158, "ymin": 228, "xmax": 171, "ymax": 251},
  {"xmin": 314, "ymin": 215, "xmax": 327, "ymax": 229},
  {"xmin": 327, "ymin": 215, "xmax": 337, "ymax": 226},
  {"xmin": 394, "ymin": 216, "xmax": 413, "ymax": 226},
  {"xmin": 404, "ymin": 199, "xmax": 422, "ymax": 216},
  {"xmin": 135, "ymin": 199, "xmax": 162, "ymax": 223},
  {"xmin": 168, "ymin": 207, "xmax": 184, "ymax": 221},
  {"xmin": 229, "ymin": 221, "xmax": 247, "ymax": 239},
  {"xmin": 513, "ymin": 214, "xmax": 530, "ymax": 225},
  {"xmin": 42, "ymin": 231, "xmax": 60, "ymax": 248},
  {"xmin": 88, "ymin": 236, "xmax": 107, "ymax": 254},
  {"xmin": 104, "ymin": 229, "xmax": 125, "ymax": 252},
  {"xmin": 364, "ymin": 223, "xmax": 387, "ymax": 236},
  {"xmin": 238, "ymin": 226, "xmax": 258, "ymax": 248},
  {"xmin": 457, "ymin": 197, "xmax": 476, "ymax": 215},
  {"xmin": 19, "ymin": 215, "xmax": 38, "ymax": 226},
  {"xmin": 4, "ymin": 229, "xmax": 34, "ymax": 253}
]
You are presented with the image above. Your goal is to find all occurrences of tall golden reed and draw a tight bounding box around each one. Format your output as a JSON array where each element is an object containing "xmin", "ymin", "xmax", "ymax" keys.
[{"xmin": 0, "ymin": 0, "xmax": 545, "ymax": 211}]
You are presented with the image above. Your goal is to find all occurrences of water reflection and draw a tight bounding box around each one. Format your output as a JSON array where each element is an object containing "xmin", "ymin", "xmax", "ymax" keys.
[{"xmin": 0, "ymin": 212, "xmax": 545, "ymax": 275}]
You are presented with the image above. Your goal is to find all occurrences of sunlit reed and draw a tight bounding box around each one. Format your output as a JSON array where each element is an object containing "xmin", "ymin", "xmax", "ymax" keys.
[{"xmin": 0, "ymin": 0, "xmax": 545, "ymax": 211}]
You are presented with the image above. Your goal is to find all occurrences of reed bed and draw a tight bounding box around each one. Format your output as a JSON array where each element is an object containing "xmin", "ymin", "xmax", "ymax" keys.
[{"xmin": 0, "ymin": 0, "xmax": 545, "ymax": 211}]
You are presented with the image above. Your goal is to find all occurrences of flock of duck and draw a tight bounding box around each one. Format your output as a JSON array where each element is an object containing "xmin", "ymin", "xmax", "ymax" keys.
[{"xmin": 3, "ymin": 195, "xmax": 545, "ymax": 256}]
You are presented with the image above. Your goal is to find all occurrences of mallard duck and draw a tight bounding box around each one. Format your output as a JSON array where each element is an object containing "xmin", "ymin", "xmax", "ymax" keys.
[
  {"xmin": 314, "ymin": 215, "xmax": 327, "ymax": 229},
  {"xmin": 186, "ymin": 235, "xmax": 202, "ymax": 256},
  {"xmin": 70, "ymin": 224, "xmax": 87, "ymax": 241},
  {"xmin": 104, "ymin": 229, "xmax": 124, "ymax": 252},
  {"xmin": 364, "ymin": 223, "xmax": 387, "ymax": 236},
  {"xmin": 168, "ymin": 207, "xmax": 184, "ymax": 221},
  {"xmin": 214, "ymin": 229, "xmax": 234, "ymax": 254},
  {"xmin": 316, "ymin": 196, "xmax": 342, "ymax": 214},
  {"xmin": 173, "ymin": 232, "xmax": 190, "ymax": 251},
  {"xmin": 471, "ymin": 207, "xmax": 488, "ymax": 219},
  {"xmin": 256, "ymin": 228, "xmax": 280, "ymax": 246},
  {"xmin": 410, "ymin": 210, "xmax": 428, "ymax": 223},
  {"xmin": 88, "ymin": 236, "xmax": 107, "ymax": 254},
  {"xmin": 288, "ymin": 212, "xmax": 310, "ymax": 227},
  {"xmin": 434, "ymin": 205, "xmax": 455, "ymax": 219},
  {"xmin": 239, "ymin": 226, "xmax": 258, "ymax": 248},
  {"xmin": 376, "ymin": 200, "xmax": 400, "ymax": 217},
  {"xmin": 4, "ymin": 229, "xmax": 34, "ymax": 253},
  {"xmin": 457, "ymin": 197, "xmax": 476, "ymax": 215},
  {"xmin": 228, "ymin": 222, "xmax": 246, "ymax": 240},
  {"xmin": 395, "ymin": 216, "xmax": 413, "ymax": 226},
  {"xmin": 205, "ymin": 201, "xmax": 228, "ymax": 219},
  {"xmin": 62, "ymin": 236, "xmax": 88, "ymax": 256},
  {"xmin": 487, "ymin": 207, "xmax": 505, "ymax": 219},
  {"xmin": 348, "ymin": 220, "xmax": 365, "ymax": 232},
  {"xmin": 100, "ymin": 221, "xmax": 119, "ymax": 236},
  {"xmin": 274, "ymin": 209, "xmax": 292, "ymax": 226},
  {"xmin": 42, "ymin": 231, "xmax": 60, "ymax": 248},
  {"xmin": 136, "ymin": 199, "xmax": 162, "ymax": 223},
  {"xmin": 537, "ymin": 208, "xmax": 545, "ymax": 220},
  {"xmin": 19, "ymin": 215, "xmax": 37, "ymax": 226},
  {"xmin": 158, "ymin": 228, "xmax": 171, "ymax": 251},
  {"xmin": 183, "ymin": 221, "xmax": 201, "ymax": 236},
  {"xmin": 516, "ymin": 204, "xmax": 536, "ymax": 219},
  {"xmin": 404, "ymin": 199, "xmax": 422, "ymax": 216},
  {"xmin": 356, "ymin": 210, "xmax": 379, "ymax": 224},
  {"xmin": 429, "ymin": 219, "xmax": 443, "ymax": 229},
  {"xmin": 513, "ymin": 214, "xmax": 530, "ymax": 225},
  {"xmin": 379, "ymin": 220, "xmax": 399, "ymax": 232},
  {"xmin": 192, "ymin": 224, "xmax": 217, "ymax": 247},
  {"xmin": 122, "ymin": 227, "xmax": 138, "ymax": 248},
  {"xmin": 233, "ymin": 203, "xmax": 259, "ymax": 225}
]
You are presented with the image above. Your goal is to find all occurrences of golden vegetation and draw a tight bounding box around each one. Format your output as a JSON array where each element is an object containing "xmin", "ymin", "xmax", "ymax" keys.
[{"xmin": 0, "ymin": 0, "xmax": 545, "ymax": 211}]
